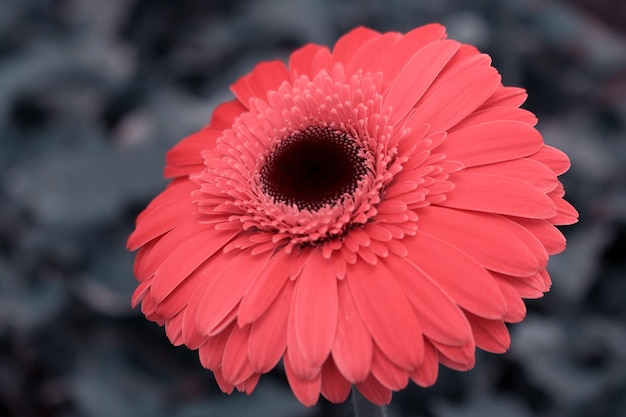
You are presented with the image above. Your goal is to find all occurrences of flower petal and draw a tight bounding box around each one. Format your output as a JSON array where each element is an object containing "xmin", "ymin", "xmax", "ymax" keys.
[
  {"xmin": 331, "ymin": 279, "xmax": 373, "ymax": 383},
  {"xmin": 384, "ymin": 255, "xmax": 472, "ymax": 346},
  {"xmin": 289, "ymin": 43, "xmax": 331, "ymax": 79},
  {"xmin": 248, "ymin": 280, "xmax": 293, "ymax": 373},
  {"xmin": 439, "ymin": 121, "xmax": 544, "ymax": 168},
  {"xmin": 370, "ymin": 344, "xmax": 409, "ymax": 390},
  {"xmin": 346, "ymin": 260, "xmax": 424, "ymax": 370},
  {"xmin": 439, "ymin": 172, "xmax": 556, "ymax": 219},
  {"xmin": 320, "ymin": 358, "xmax": 351, "ymax": 404},
  {"xmin": 230, "ymin": 61, "xmax": 290, "ymax": 106},
  {"xmin": 529, "ymin": 145, "xmax": 571, "ymax": 175},
  {"xmin": 150, "ymin": 228, "xmax": 239, "ymax": 304},
  {"xmin": 284, "ymin": 353, "xmax": 321, "ymax": 407},
  {"xmin": 345, "ymin": 31, "xmax": 402, "ymax": 76},
  {"xmin": 409, "ymin": 66, "xmax": 501, "ymax": 133},
  {"xmin": 514, "ymin": 218, "xmax": 566, "ymax": 255},
  {"xmin": 409, "ymin": 339, "xmax": 439, "ymax": 387},
  {"xmin": 199, "ymin": 324, "xmax": 233, "ymax": 370},
  {"xmin": 355, "ymin": 374, "xmax": 392, "ymax": 405},
  {"xmin": 450, "ymin": 106, "xmax": 537, "ymax": 131},
  {"xmin": 196, "ymin": 250, "xmax": 274, "ymax": 336},
  {"xmin": 462, "ymin": 158, "xmax": 558, "ymax": 193},
  {"xmin": 478, "ymin": 86, "xmax": 527, "ymax": 109},
  {"xmin": 135, "ymin": 217, "xmax": 206, "ymax": 280},
  {"xmin": 127, "ymin": 180, "xmax": 198, "ymax": 251},
  {"xmin": 405, "ymin": 231, "xmax": 507, "ymax": 319},
  {"xmin": 465, "ymin": 312, "xmax": 511, "ymax": 354},
  {"xmin": 416, "ymin": 206, "xmax": 540, "ymax": 276},
  {"xmin": 432, "ymin": 339, "xmax": 475, "ymax": 371},
  {"xmin": 209, "ymin": 99, "xmax": 247, "ymax": 131},
  {"xmin": 293, "ymin": 250, "xmax": 338, "ymax": 369},
  {"xmin": 492, "ymin": 276, "xmax": 527, "ymax": 323},
  {"xmin": 378, "ymin": 23, "xmax": 447, "ymax": 81},
  {"xmin": 238, "ymin": 249, "xmax": 292, "ymax": 325},
  {"xmin": 221, "ymin": 324, "xmax": 255, "ymax": 385},
  {"xmin": 165, "ymin": 130, "xmax": 220, "ymax": 178},
  {"xmin": 384, "ymin": 40, "xmax": 461, "ymax": 126},
  {"xmin": 331, "ymin": 27, "xmax": 380, "ymax": 67}
]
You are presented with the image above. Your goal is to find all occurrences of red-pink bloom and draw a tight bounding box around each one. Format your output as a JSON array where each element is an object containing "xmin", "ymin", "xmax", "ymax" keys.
[{"xmin": 128, "ymin": 24, "xmax": 578, "ymax": 406}]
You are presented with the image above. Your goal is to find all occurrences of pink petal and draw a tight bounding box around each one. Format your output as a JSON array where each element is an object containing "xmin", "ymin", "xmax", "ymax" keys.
[
  {"xmin": 238, "ymin": 249, "xmax": 292, "ymax": 325},
  {"xmin": 293, "ymin": 250, "xmax": 338, "ymax": 369},
  {"xmin": 287, "ymin": 288, "xmax": 323, "ymax": 380},
  {"xmin": 439, "ymin": 121, "xmax": 544, "ymax": 168},
  {"xmin": 478, "ymin": 86, "xmax": 527, "ymax": 109},
  {"xmin": 529, "ymin": 145, "xmax": 571, "ymax": 175},
  {"xmin": 236, "ymin": 373, "xmax": 260, "ymax": 394},
  {"xmin": 405, "ymin": 231, "xmax": 507, "ymax": 319},
  {"xmin": 164, "ymin": 130, "xmax": 220, "ymax": 178},
  {"xmin": 409, "ymin": 66, "xmax": 501, "ymax": 133},
  {"xmin": 181, "ymin": 251, "xmax": 241, "ymax": 349},
  {"xmin": 163, "ymin": 163, "xmax": 205, "ymax": 179},
  {"xmin": 248, "ymin": 279, "xmax": 293, "ymax": 373},
  {"xmin": 221, "ymin": 324, "xmax": 254, "ymax": 385},
  {"xmin": 440, "ymin": 172, "xmax": 556, "ymax": 218},
  {"xmin": 385, "ymin": 255, "xmax": 472, "ymax": 346},
  {"xmin": 320, "ymin": 358, "xmax": 352, "ymax": 404},
  {"xmin": 331, "ymin": 27, "xmax": 380, "ymax": 67},
  {"xmin": 346, "ymin": 260, "xmax": 424, "ymax": 371},
  {"xmin": 355, "ymin": 374, "xmax": 392, "ymax": 405},
  {"xmin": 370, "ymin": 344, "xmax": 409, "ymax": 390},
  {"xmin": 196, "ymin": 250, "xmax": 274, "ymax": 336},
  {"xmin": 150, "ymin": 228, "xmax": 239, "ymax": 304},
  {"xmin": 493, "ymin": 216, "xmax": 549, "ymax": 271},
  {"xmin": 432, "ymin": 339, "xmax": 476, "ymax": 371},
  {"xmin": 331, "ymin": 279, "xmax": 373, "ymax": 383},
  {"xmin": 230, "ymin": 61, "xmax": 290, "ymax": 106},
  {"xmin": 155, "ymin": 266, "xmax": 207, "ymax": 320},
  {"xmin": 465, "ymin": 312, "xmax": 511, "ymax": 354},
  {"xmin": 416, "ymin": 206, "xmax": 540, "ymax": 277},
  {"xmin": 450, "ymin": 106, "xmax": 537, "ymax": 131},
  {"xmin": 463, "ymin": 158, "xmax": 558, "ymax": 193},
  {"xmin": 384, "ymin": 40, "xmax": 461, "ymax": 126},
  {"xmin": 345, "ymin": 32, "xmax": 402, "ymax": 77},
  {"xmin": 289, "ymin": 43, "xmax": 331, "ymax": 79},
  {"xmin": 547, "ymin": 193, "xmax": 579, "ymax": 225},
  {"xmin": 409, "ymin": 339, "xmax": 439, "ymax": 387},
  {"xmin": 199, "ymin": 324, "xmax": 233, "ymax": 370},
  {"xmin": 379, "ymin": 23, "xmax": 447, "ymax": 81},
  {"xmin": 284, "ymin": 354, "xmax": 322, "ymax": 407},
  {"xmin": 165, "ymin": 311, "xmax": 184, "ymax": 346},
  {"xmin": 212, "ymin": 367, "xmax": 234, "ymax": 394},
  {"xmin": 513, "ymin": 218, "xmax": 566, "ymax": 255},
  {"xmin": 127, "ymin": 180, "xmax": 197, "ymax": 251},
  {"xmin": 140, "ymin": 294, "xmax": 159, "ymax": 322},
  {"xmin": 135, "ymin": 217, "xmax": 206, "ymax": 280},
  {"xmin": 499, "ymin": 271, "xmax": 549, "ymax": 298},
  {"xmin": 208, "ymin": 99, "xmax": 247, "ymax": 131},
  {"xmin": 131, "ymin": 279, "xmax": 150, "ymax": 308},
  {"xmin": 133, "ymin": 241, "xmax": 155, "ymax": 280},
  {"xmin": 492, "ymin": 277, "xmax": 527, "ymax": 323}
]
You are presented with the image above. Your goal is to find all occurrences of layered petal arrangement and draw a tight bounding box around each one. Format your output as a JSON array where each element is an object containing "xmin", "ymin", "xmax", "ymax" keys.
[{"xmin": 128, "ymin": 24, "xmax": 578, "ymax": 406}]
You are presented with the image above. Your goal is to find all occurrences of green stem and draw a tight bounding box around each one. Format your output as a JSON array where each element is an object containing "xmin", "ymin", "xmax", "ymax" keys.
[{"xmin": 351, "ymin": 387, "xmax": 388, "ymax": 417}]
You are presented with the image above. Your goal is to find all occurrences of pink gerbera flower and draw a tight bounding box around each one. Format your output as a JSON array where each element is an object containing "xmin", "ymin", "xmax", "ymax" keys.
[{"xmin": 128, "ymin": 24, "xmax": 578, "ymax": 406}]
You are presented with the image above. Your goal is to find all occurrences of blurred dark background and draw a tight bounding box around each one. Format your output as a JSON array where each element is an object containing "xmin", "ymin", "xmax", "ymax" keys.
[{"xmin": 1, "ymin": 1, "xmax": 625, "ymax": 416}]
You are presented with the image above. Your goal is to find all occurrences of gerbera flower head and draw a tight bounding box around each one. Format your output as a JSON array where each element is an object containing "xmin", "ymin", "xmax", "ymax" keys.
[{"xmin": 128, "ymin": 24, "xmax": 578, "ymax": 406}]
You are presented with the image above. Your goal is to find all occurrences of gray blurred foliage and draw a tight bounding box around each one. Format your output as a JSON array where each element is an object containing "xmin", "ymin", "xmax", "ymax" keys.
[{"xmin": 1, "ymin": 1, "xmax": 625, "ymax": 417}]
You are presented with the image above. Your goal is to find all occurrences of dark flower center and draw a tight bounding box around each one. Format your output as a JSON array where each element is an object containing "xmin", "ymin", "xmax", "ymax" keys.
[{"xmin": 261, "ymin": 126, "xmax": 368, "ymax": 211}]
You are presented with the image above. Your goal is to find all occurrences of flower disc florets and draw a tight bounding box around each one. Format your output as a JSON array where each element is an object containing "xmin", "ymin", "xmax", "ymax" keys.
[{"xmin": 193, "ymin": 68, "xmax": 410, "ymax": 247}]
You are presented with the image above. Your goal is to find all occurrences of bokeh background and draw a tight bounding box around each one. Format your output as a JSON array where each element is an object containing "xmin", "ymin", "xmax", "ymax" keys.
[{"xmin": 1, "ymin": 1, "xmax": 625, "ymax": 416}]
